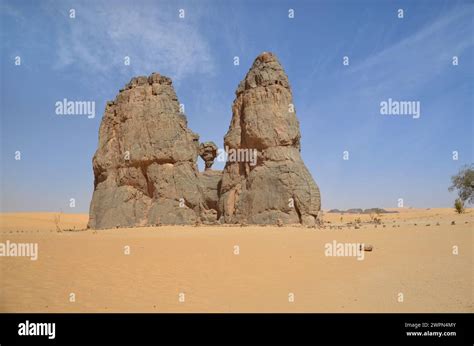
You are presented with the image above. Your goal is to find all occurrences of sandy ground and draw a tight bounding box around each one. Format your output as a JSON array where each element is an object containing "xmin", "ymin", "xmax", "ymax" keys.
[{"xmin": 0, "ymin": 209, "xmax": 472, "ymax": 312}]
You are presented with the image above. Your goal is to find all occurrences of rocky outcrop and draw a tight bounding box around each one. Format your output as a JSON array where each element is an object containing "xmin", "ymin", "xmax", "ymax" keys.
[
  {"xmin": 88, "ymin": 73, "xmax": 205, "ymax": 229},
  {"xmin": 198, "ymin": 169, "xmax": 222, "ymax": 224},
  {"xmin": 199, "ymin": 142, "xmax": 218, "ymax": 171},
  {"xmin": 88, "ymin": 52, "xmax": 321, "ymax": 229},
  {"xmin": 218, "ymin": 52, "xmax": 321, "ymax": 226}
]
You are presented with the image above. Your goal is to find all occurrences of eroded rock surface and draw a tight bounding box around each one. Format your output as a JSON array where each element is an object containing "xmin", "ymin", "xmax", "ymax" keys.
[
  {"xmin": 198, "ymin": 169, "xmax": 222, "ymax": 224},
  {"xmin": 199, "ymin": 141, "xmax": 218, "ymax": 171},
  {"xmin": 89, "ymin": 52, "xmax": 321, "ymax": 229},
  {"xmin": 218, "ymin": 52, "xmax": 321, "ymax": 226},
  {"xmin": 88, "ymin": 73, "xmax": 204, "ymax": 229}
]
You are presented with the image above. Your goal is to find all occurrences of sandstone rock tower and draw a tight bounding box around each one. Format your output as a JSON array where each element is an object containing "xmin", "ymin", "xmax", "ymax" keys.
[
  {"xmin": 218, "ymin": 52, "xmax": 321, "ymax": 226},
  {"xmin": 88, "ymin": 74, "xmax": 205, "ymax": 229},
  {"xmin": 88, "ymin": 52, "xmax": 321, "ymax": 229}
]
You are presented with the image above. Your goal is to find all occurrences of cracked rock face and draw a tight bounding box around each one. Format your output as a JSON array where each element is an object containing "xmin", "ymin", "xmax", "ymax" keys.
[
  {"xmin": 218, "ymin": 52, "xmax": 321, "ymax": 226},
  {"xmin": 88, "ymin": 73, "xmax": 204, "ymax": 229},
  {"xmin": 199, "ymin": 141, "xmax": 218, "ymax": 171},
  {"xmin": 89, "ymin": 52, "xmax": 321, "ymax": 229}
]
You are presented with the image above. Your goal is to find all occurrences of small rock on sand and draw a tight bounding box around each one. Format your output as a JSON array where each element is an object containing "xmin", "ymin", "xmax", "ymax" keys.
[{"xmin": 359, "ymin": 244, "xmax": 373, "ymax": 252}]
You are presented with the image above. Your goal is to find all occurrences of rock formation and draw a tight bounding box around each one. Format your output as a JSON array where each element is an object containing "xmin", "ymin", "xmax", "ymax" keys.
[
  {"xmin": 88, "ymin": 73, "xmax": 206, "ymax": 229},
  {"xmin": 218, "ymin": 52, "xmax": 321, "ymax": 226},
  {"xmin": 199, "ymin": 142, "xmax": 218, "ymax": 171},
  {"xmin": 88, "ymin": 52, "xmax": 321, "ymax": 229},
  {"xmin": 198, "ymin": 169, "xmax": 221, "ymax": 223}
]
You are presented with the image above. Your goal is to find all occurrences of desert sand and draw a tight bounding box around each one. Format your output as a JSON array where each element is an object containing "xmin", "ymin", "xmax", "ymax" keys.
[{"xmin": 0, "ymin": 208, "xmax": 472, "ymax": 312}]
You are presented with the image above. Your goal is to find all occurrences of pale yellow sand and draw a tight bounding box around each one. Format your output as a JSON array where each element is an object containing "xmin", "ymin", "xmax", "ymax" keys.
[{"xmin": 0, "ymin": 209, "xmax": 472, "ymax": 312}]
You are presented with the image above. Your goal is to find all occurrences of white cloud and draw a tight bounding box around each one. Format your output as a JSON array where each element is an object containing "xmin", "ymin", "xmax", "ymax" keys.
[
  {"xmin": 51, "ymin": 1, "xmax": 215, "ymax": 82},
  {"xmin": 349, "ymin": 6, "xmax": 473, "ymax": 96}
]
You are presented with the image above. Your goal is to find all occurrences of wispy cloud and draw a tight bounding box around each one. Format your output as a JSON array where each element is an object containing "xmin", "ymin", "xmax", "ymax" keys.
[
  {"xmin": 349, "ymin": 6, "xmax": 473, "ymax": 96},
  {"xmin": 48, "ymin": 0, "xmax": 215, "ymax": 82},
  {"xmin": 0, "ymin": 1, "xmax": 25, "ymax": 22}
]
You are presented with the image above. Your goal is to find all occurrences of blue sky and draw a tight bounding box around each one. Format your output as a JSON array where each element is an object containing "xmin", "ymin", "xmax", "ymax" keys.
[{"xmin": 1, "ymin": 0, "xmax": 472, "ymax": 213}]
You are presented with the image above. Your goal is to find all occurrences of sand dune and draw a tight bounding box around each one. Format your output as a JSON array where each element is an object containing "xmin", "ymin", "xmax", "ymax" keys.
[{"xmin": 0, "ymin": 209, "xmax": 472, "ymax": 312}]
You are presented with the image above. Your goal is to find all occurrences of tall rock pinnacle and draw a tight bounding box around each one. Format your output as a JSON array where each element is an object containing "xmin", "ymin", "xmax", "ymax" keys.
[
  {"xmin": 88, "ymin": 73, "xmax": 204, "ymax": 229},
  {"xmin": 88, "ymin": 52, "xmax": 321, "ymax": 229},
  {"xmin": 218, "ymin": 52, "xmax": 321, "ymax": 226}
]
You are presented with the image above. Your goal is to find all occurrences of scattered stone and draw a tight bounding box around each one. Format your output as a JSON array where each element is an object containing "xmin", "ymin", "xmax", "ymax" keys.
[
  {"xmin": 358, "ymin": 244, "xmax": 373, "ymax": 251},
  {"xmin": 328, "ymin": 208, "xmax": 397, "ymax": 214},
  {"xmin": 451, "ymin": 221, "xmax": 456, "ymax": 225}
]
